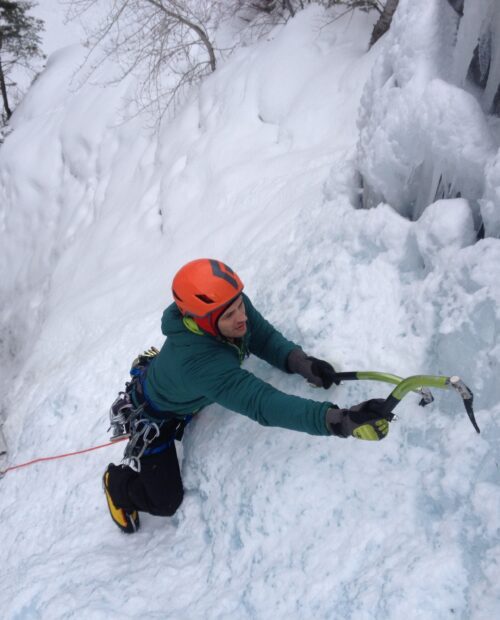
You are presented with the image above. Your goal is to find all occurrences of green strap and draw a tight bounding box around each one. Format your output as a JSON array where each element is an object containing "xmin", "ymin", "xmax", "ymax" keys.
[{"xmin": 183, "ymin": 316, "xmax": 205, "ymax": 336}]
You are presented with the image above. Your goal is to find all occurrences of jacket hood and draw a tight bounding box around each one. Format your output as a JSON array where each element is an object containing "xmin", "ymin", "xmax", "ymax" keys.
[{"xmin": 161, "ymin": 303, "xmax": 188, "ymax": 338}]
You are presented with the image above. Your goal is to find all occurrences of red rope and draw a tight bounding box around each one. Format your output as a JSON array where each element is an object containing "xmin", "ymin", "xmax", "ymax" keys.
[{"xmin": 0, "ymin": 436, "xmax": 128, "ymax": 478}]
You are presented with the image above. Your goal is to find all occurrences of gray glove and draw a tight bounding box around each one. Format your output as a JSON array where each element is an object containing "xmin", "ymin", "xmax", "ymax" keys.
[
  {"xmin": 287, "ymin": 348, "xmax": 339, "ymax": 389},
  {"xmin": 326, "ymin": 399, "xmax": 391, "ymax": 441}
]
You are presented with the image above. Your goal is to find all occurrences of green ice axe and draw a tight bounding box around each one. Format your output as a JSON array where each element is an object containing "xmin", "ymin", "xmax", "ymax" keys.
[{"xmin": 331, "ymin": 371, "xmax": 479, "ymax": 433}]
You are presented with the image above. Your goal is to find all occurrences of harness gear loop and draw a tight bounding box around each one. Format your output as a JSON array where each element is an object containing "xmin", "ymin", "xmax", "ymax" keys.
[
  {"xmin": 108, "ymin": 346, "xmax": 161, "ymax": 443},
  {"xmin": 110, "ymin": 346, "xmax": 197, "ymax": 472},
  {"xmin": 122, "ymin": 418, "xmax": 161, "ymax": 466},
  {"xmin": 108, "ymin": 389, "xmax": 140, "ymax": 442}
]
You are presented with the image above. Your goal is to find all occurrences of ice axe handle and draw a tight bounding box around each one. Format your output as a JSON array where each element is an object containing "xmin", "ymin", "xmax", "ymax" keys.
[
  {"xmin": 375, "ymin": 395, "xmax": 398, "ymax": 421},
  {"xmin": 330, "ymin": 372, "xmax": 358, "ymax": 383},
  {"xmin": 329, "ymin": 373, "xmax": 398, "ymax": 421}
]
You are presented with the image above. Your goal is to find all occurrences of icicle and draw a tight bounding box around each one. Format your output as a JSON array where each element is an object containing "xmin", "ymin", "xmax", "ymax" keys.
[
  {"xmin": 482, "ymin": 2, "xmax": 500, "ymax": 113},
  {"xmin": 411, "ymin": 158, "xmax": 441, "ymax": 222},
  {"xmin": 0, "ymin": 425, "xmax": 7, "ymax": 458},
  {"xmin": 477, "ymin": 32, "xmax": 492, "ymax": 88},
  {"xmin": 452, "ymin": 0, "xmax": 492, "ymax": 87}
]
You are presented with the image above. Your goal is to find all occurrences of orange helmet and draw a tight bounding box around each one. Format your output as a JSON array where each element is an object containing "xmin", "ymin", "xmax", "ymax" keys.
[{"xmin": 172, "ymin": 259, "xmax": 244, "ymax": 320}]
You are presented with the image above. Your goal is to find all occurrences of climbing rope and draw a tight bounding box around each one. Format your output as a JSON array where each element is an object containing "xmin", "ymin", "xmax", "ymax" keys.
[{"xmin": 0, "ymin": 436, "xmax": 128, "ymax": 479}]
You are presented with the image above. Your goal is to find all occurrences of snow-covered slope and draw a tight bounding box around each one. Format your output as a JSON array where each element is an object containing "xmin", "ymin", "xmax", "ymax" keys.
[{"xmin": 0, "ymin": 3, "xmax": 499, "ymax": 619}]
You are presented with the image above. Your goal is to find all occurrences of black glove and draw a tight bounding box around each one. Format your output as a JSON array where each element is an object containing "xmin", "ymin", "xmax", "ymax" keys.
[
  {"xmin": 287, "ymin": 349, "xmax": 339, "ymax": 389},
  {"xmin": 326, "ymin": 399, "xmax": 391, "ymax": 441}
]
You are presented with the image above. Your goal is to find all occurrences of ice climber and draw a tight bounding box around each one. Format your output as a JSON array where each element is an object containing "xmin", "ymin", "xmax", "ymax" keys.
[{"xmin": 103, "ymin": 258, "xmax": 391, "ymax": 533}]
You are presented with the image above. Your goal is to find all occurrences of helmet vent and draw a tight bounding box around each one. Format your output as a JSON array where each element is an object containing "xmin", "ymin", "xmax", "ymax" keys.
[
  {"xmin": 173, "ymin": 289, "xmax": 183, "ymax": 301},
  {"xmin": 195, "ymin": 294, "xmax": 215, "ymax": 304}
]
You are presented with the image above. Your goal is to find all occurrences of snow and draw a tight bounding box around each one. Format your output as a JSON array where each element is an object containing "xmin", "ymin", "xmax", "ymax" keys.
[
  {"xmin": 31, "ymin": 1, "xmax": 84, "ymax": 57},
  {"xmin": 0, "ymin": 2, "xmax": 499, "ymax": 619}
]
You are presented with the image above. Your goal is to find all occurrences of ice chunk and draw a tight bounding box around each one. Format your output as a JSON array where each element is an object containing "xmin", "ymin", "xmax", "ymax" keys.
[{"xmin": 413, "ymin": 198, "xmax": 476, "ymax": 267}]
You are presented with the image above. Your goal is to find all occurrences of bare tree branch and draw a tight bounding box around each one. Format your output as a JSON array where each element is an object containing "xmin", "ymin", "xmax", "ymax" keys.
[
  {"xmin": 144, "ymin": 0, "xmax": 216, "ymax": 71},
  {"xmin": 65, "ymin": 0, "xmax": 220, "ymax": 123}
]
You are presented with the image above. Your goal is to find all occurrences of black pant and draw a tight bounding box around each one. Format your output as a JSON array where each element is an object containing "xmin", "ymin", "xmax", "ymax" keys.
[{"xmin": 107, "ymin": 421, "xmax": 184, "ymax": 517}]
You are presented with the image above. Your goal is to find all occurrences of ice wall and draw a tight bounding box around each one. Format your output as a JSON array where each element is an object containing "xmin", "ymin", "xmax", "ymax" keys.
[
  {"xmin": 454, "ymin": 0, "xmax": 500, "ymax": 115},
  {"xmin": 358, "ymin": 0, "xmax": 500, "ymax": 236}
]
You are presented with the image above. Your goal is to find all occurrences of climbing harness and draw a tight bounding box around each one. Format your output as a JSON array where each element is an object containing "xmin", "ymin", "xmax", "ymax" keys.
[
  {"xmin": 109, "ymin": 346, "xmax": 194, "ymax": 472},
  {"xmin": 108, "ymin": 346, "xmax": 160, "ymax": 442}
]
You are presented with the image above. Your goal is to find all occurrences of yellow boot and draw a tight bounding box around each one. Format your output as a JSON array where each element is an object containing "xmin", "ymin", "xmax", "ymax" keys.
[{"xmin": 103, "ymin": 468, "xmax": 140, "ymax": 534}]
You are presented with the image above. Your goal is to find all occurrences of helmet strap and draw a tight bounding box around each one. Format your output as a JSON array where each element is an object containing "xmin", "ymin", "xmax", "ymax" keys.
[{"xmin": 182, "ymin": 316, "xmax": 204, "ymax": 336}]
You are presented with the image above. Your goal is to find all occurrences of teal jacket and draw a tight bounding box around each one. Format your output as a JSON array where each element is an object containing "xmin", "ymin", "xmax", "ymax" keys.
[{"xmin": 144, "ymin": 294, "xmax": 332, "ymax": 436}]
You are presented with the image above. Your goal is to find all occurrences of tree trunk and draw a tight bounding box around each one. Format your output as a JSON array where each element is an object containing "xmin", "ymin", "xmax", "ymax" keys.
[
  {"xmin": 369, "ymin": 0, "xmax": 400, "ymax": 48},
  {"xmin": 0, "ymin": 35, "xmax": 12, "ymax": 120}
]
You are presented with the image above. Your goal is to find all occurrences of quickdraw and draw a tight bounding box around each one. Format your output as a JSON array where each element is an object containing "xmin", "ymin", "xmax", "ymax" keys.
[{"xmin": 122, "ymin": 417, "xmax": 161, "ymax": 472}]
